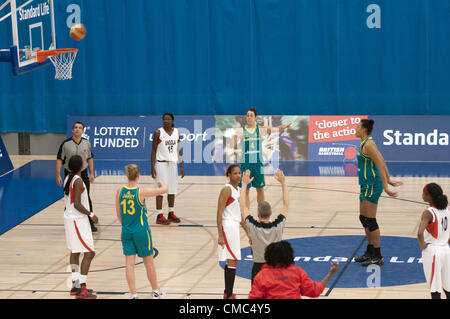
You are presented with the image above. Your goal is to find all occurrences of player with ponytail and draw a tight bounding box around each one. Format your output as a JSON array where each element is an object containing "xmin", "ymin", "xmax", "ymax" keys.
[
  {"xmin": 217, "ymin": 164, "xmax": 250, "ymax": 299},
  {"xmin": 354, "ymin": 119, "xmax": 403, "ymax": 266}
]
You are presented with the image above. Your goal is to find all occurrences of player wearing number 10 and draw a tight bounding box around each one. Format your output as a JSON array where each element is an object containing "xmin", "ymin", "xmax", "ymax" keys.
[
  {"xmin": 417, "ymin": 183, "xmax": 450, "ymax": 299},
  {"xmin": 116, "ymin": 164, "xmax": 168, "ymax": 299}
]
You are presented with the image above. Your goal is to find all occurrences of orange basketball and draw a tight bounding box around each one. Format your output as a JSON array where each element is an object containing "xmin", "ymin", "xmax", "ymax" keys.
[{"xmin": 70, "ymin": 23, "xmax": 86, "ymax": 41}]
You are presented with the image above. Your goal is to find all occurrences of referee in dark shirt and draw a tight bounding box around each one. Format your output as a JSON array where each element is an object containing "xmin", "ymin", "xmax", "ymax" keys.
[
  {"xmin": 240, "ymin": 169, "xmax": 290, "ymax": 284},
  {"xmin": 56, "ymin": 121, "xmax": 97, "ymax": 232}
]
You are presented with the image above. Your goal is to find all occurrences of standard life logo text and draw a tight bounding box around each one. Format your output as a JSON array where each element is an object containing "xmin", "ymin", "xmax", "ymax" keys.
[
  {"xmin": 244, "ymin": 254, "xmax": 423, "ymax": 264},
  {"xmin": 383, "ymin": 129, "xmax": 448, "ymax": 146}
]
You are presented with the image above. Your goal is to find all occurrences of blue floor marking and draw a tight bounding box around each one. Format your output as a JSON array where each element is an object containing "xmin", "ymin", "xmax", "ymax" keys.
[{"xmin": 0, "ymin": 161, "xmax": 62, "ymax": 235}]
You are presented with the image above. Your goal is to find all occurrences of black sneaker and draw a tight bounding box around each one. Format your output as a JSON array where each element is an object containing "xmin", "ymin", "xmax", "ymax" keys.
[
  {"xmin": 361, "ymin": 256, "xmax": 384, "ymax": 267},
  {"xmin": 354, "ymin": 254, "xmax": 371, "ymax": 263}
]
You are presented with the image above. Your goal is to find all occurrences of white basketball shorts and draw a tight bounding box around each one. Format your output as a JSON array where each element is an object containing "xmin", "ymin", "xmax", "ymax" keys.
[
  {"xmin": 154, "ymin": 161, "xmax": 178, "ymax": 195},
  {"xmin": 421, "ymin": 244, "xmax": 450, "ymax": 293},
  {"xmin": 218, "ymin": 219, "xmax": 241, "ymax": 262},
  {"xmin": 64, "ymin": 216, "xmax": 95, "ymax": 253}
]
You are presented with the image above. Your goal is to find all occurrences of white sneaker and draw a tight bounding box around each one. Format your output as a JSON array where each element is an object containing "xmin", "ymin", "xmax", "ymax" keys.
[{"xmin": 150, "ymin": 289, "xmax": 166, "ymax": 299}]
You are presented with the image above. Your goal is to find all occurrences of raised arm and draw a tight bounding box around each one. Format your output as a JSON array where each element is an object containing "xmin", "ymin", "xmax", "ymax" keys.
[
  {"xmin": 260, "ymin": 122, "xmax": 293, "ymax": 135},
  {"xmin": 274, "ymin": 169, "xmax": 289, "ymax": 217}
]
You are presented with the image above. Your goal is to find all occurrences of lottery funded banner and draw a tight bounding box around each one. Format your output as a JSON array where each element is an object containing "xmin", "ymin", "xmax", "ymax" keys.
[
  {"xmin": 308, "ymin": 115, "xmax": 367, "ymax": 161},
  {"xmin": 66, "ymin": 116, "xmax": 215, "ymax": 162}
]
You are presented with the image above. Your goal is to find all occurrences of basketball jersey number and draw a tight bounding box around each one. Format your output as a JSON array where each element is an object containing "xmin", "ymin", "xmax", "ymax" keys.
[
  {"xmin": 120, "ymin": 199, "xmax": 136, "ymax": 215},
  {"xmin": 442, "ymin": 216, "xmax": 448, "ymax": 232}
]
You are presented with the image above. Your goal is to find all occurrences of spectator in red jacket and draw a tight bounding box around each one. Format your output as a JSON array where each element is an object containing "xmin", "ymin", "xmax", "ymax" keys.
[{"xmin": 248, "ymin": 241, "xmax": 339, "ymax": 299}]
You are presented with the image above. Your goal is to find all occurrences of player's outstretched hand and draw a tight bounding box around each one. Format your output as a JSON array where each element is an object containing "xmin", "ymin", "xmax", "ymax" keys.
[
  {"xmin": 385, "ymin": 188, "xmax": 399, "ymax": 198},
  {"xmin": 274, "ymin": 169, "xmax": 286, "ymax": 184},
  {"xmin": 389, "ymin": 179, "xmax": 403, "ymax": 187},
  {"xmin": 329, "ymin": 261, "xmax": 339, "ymax": 275},
  {"xmin": 242, "ymin": 170, "xmax": 254, "ymax": 185}
]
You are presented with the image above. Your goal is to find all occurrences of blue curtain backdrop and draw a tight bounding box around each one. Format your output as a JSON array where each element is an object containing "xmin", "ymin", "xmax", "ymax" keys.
[{"xmin": 1, "ymin": 0, "xmax": 450, "ymax": 133}]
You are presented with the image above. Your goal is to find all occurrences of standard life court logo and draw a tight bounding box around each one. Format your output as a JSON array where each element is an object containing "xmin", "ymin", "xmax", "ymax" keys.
[{"xmin": 227, "ymin": 235, "xmax": 426, "ymax": 288}]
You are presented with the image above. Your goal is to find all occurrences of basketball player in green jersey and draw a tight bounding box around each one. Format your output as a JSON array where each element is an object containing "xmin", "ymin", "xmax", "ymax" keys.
[
  {"xmin": 116, "ymin": 164, "xmax": 168, "ymax": 299},
  {"xmin": 354, "ymin": 119, "xmax": 403, "ymax": 266},
  {"xmin": 234, "ymin": 108, "xmax": 291, "ymax": 203}
]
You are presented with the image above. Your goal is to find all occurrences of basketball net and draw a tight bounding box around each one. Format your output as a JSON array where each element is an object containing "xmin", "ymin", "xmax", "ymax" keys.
[{"xmin": 37, "ymin": 48, "xmax": 78, "ymax": 80}]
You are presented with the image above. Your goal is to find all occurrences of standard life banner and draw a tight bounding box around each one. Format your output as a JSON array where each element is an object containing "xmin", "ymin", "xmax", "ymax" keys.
[
  {"xmin": 370, "ymin": 116, "xmax": 449, "ymax": 162},
  {"xmin": 66, "ymin": 115, "xmax": 449, "ymax": 163},
  {"xmin": 66, "ymin": 116, "xmax": 215, "ymax": 162}
]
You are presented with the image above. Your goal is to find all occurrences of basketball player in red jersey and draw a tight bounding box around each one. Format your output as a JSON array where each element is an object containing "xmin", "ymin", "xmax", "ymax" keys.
[
  {"xmin": 217, "ymin": 164, "xmax": 250, "ymax": 299},
  {"xmin": 151, "ymin": 113, "xmax": 185, "ymax": 225},
  {"xmin": 417, "ymin": 183, "xmax": 450, "ymax": 299}
]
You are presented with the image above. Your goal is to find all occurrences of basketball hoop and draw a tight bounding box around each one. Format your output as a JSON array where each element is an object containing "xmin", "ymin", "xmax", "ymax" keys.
[{"xmin": 36, "ymin": 48, "xmax": 78, "ymax": 80}]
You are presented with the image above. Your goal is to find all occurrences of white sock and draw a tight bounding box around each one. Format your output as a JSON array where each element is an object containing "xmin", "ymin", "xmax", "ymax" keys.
[
  {"xmin": 79, "ymin": 274, "xmax": 87, "ymax": 286},
  {"xmin": 130, "ymin": 293, "xmax": 138, "ymax": 299},
  {"xmin": 157, "ymin": 209, "xmax": 163, "ymax": 215},
  {"xmin": 168, "ymin": 207, "xmax": 174, "ymax": 213},
  {"xmin": 70, "ymin": 264, "xmax": 80, "ymax": 288}
]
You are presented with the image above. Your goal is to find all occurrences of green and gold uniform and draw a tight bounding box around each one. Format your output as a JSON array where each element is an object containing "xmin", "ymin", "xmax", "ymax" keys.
[
  {"xmin": 119, "ymin": 186, "xmax": 154, "ymax": 257},
  {"xmin": 239, "ymin": 124, "xmax": 265, "ymax": 189},
  {"xmin": 357, "ymin": 137, "xmax": 383, "ymax": 204}
]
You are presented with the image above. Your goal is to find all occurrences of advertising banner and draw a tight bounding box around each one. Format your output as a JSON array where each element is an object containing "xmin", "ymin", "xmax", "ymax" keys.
[
  {"xmin": 66, "ymin": 116, "xmax": 215, "ymax": 162},
  {"xmin": 307, "ymin": 115, "xmax": 367, "ymax": 161},
  {"xmin": 370, "ymin": 116, "xmax": 449, "ymax": 162},
  {"xmin": 66, "ymin": 115, "xmax": 450, "ymax": 166}
]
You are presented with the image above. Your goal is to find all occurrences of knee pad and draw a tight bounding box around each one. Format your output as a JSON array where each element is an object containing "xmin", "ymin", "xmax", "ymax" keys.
[
  {"xmin": 366, "ymin": 218, "xmax": 379, "ymax": 232},
  {"xmin": 359, "ymin": 215, "xmax": 368, "ymax": 228}
]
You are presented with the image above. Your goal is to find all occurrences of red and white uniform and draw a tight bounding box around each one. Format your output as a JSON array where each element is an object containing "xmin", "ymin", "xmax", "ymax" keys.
[
  {"xmin": 154, "ymin": 127, "xmax": 179, "ymax": 194},
  {"xmin": 421, "ymin": 206, "xmax": 450, "ymax": 293},
  {"xmin": 63, "ymin": 175, "xmax": 95, "ymax": 253},
  {"xmin": 218, "ymin": 184, "xmax": 241, "ymax": 261}
]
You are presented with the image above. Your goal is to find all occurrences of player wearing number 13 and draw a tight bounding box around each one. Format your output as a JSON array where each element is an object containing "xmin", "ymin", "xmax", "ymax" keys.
[{"xmin": 116, "ymin": 164, "xmax": 168, "ymax": 299}]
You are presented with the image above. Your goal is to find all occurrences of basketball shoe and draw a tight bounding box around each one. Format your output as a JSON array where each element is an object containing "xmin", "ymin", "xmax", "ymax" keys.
[
  {"xmin": 224, "ymin": 290, "xmax": 236, "ymax": 299},
  {"xmin": 156, "ymin": 214, "xmax": 171, "ymax": 225},
  {"xmin": 75, "ymin": 285, "xmax": 97, "ymax": 299},
  {"xmin": 354, "ymin": 253, "xmax": 371, "ymax": 263},
  {"xmin": 150, "ymin": 289, "xmax": 166, "ymax": 299},
  {"xmin": 361, "ymin": 256, "xmax": 384, "ymax": 267},
  {"xmin": 70, "ymin": 286, "xmax": 93, "ymax": 296},
  {"xmin": 167, "ymin": 211, "xmax": 180, "ymax": 223}
]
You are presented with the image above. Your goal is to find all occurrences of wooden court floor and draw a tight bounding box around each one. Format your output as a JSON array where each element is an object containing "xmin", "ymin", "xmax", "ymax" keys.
[{"xmin": 0, "ymin": 156, "xmax": 448, "ymax": 299}]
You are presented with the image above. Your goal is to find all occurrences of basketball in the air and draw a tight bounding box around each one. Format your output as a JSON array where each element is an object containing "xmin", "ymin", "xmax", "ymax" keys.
[{"xmin": 70, "ymin": 23, "xmax": 86, "ymax": 41}]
